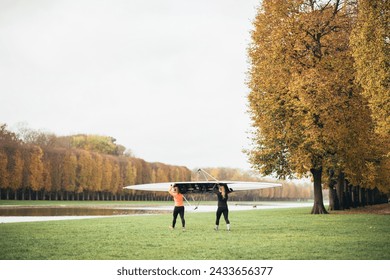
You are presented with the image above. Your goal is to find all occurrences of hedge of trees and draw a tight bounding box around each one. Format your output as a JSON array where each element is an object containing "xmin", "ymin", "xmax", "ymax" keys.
[{"xmin": 0, "ymin": 124, "xmax": 191, "ymax": 201}]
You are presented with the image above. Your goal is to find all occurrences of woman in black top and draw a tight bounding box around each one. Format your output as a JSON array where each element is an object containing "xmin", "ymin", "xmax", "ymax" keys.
[{"xmin": 214, "ymin": 184, "xmax": 232, "ymax": 231}]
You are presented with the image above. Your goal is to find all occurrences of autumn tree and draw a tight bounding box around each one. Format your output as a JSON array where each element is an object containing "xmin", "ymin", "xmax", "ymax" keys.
[
  {"xmin": 153, "ymin": 163, "xmax": 169, "ymax": 183},
  {"xmin": 76, "ymin": 150, "xmax": 93, "ymax": 196},
  {"xmin": 68, "ymin": 134, "xmax": 125, "ymax": 155},
  {"xmin": 0, "ymin": 123, "xmax": 22, "ymax": 145},
  {"xmin": 350, "ymin": 0, "xmax": 390, "ymax": 194},
  {"xmin": 351, "ymin": 0, "xmax": 390, "ymax": 136},
  {"xmin": 41, "ymin": 153, "xmax": 52, "ymax": 200},
  {"xmin": 61, "ymin": 151, "xmax": 77, "ymax": 200},
  {"xmin": 110, "ymin": 158, "xmax": 121, "ymax": 197},
  {"xmin": 141, "ymin": 160, "xmax": 153, "ymax": 183},
  {"xmin": 8, "ymin": 148, "xmax": 24, "ymax": 199},
  {"xmin": 101, "ymin": 157, "xmax": 113, "ymax": 200},
  {"xmin": 16, "ymin": 126, "xmax": 57, "ymax": 148},
  {"xmin": 247, "ymin": 0, "xmax": 377, "ymax": 213},
  {"xmin": 0, "ymin": 147, "xmax": 8, "ymax": 199},
  {"xmin": 90, "ymin": 152, "xmax": 103, "ymax": 199},
  {"xmin": 46, "ymin": 148, "xmax": 64, "ymax": 200},
  {"xmin": 1, "ymin": 125, "xmax": 22, "ymax": 199},
  {"xmin": 123, "ymin": 159, "xmax": 136, "ymax": 186},
  {"xmin": 23, "ymin": 146, "xmax": 44, "ymax": 200}
]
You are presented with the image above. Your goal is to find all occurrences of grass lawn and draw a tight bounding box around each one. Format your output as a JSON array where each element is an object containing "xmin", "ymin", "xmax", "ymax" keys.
[{"xmin": 0, "ymin": 203, "xmax": 389, "ymax": 260}]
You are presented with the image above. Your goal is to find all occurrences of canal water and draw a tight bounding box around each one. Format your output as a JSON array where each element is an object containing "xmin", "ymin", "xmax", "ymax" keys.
[{"xmin": 0, "ymin": 207, "xmax": 169, "ymax": 216}]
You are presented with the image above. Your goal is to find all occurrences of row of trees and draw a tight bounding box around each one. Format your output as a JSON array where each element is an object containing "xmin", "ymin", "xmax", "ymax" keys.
[
  {"xmin": 1, "ymin": 124, "xmax": 316, "ymax": 202},
  {"xmin": 199, "ymin": 167, "xmax": 386, "ymax": 206},
  {"xmin": 0, "ymin": 124, "xmax": 191, "ymax": 201},
  {"xmin": 247, "ymin": 0, "xmax": 389, "ymax": 213},
  {"xmin": 0, "ymin": 122, "xmax": 385, "ymax": 204}
]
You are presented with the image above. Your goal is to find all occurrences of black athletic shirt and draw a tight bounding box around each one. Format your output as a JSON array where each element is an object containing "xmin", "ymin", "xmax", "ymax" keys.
[{"xmin": 216, "ymin": 192, "xmax": 229, "ymax": 208}]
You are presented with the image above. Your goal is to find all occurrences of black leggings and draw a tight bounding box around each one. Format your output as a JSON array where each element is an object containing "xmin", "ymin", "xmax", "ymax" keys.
[
  {"xmin": 172, "ymin": 206, "xmax": 185, "ymax": 228},
  {"xmin": 216, "ymin": 206, "xmax": 229, "ymax": 225}
]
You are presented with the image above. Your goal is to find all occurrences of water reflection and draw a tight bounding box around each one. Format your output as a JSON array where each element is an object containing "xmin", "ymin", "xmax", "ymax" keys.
[{"xmin": 0, "ymin": 207, "xmax": 170, "ymax": 216}]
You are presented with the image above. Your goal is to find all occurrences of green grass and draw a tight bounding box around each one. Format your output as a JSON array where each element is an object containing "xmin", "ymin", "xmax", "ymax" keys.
[{"xmin": 0, "ymin": 204, "xmax": 389, "ymax": 260}]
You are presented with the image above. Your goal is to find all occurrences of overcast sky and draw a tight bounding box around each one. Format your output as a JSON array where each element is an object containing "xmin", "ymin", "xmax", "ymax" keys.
[{"xmin": 0, "ymin": 0, "xmax": 260, "ymax": 170}]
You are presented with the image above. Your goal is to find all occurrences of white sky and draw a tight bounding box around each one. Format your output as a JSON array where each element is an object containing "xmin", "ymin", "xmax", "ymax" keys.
[{"xmin": 0, "ymin": 0, "xmax": 260, "ymax": 170}]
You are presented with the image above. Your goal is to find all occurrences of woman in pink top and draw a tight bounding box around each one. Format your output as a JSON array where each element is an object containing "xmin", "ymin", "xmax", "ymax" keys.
[{"xmin": 168, "ymin": 184, "xmax": 185, "ymax": 230}]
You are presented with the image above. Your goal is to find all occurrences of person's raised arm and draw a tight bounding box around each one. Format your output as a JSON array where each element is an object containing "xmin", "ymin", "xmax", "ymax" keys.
[{"xmin": 168, "ymin": 184, "xmax": 173, "ymax": 194}]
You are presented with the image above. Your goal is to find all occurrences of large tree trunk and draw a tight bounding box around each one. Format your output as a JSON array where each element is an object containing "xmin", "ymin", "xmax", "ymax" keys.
[
  {"xmin": 352, "ymin": 186, "xmax": 359, "ymax": 208},
  {"xmin": 328, "ymin": 186, "xmax": 339, "ymax": 211},
  {"xmin": 366, "ymin": 188, "xmax": 371, "ymax": 205},
  {"xmin": 336, "ymin": 172, "xmax": 345, "ymax": 210},
  {"xmin": 345, "ymin": 183, "xmax": 351, "ymax": 209},
  {"xmin": 373, "ymin": 188, "xmax": 380, "ymax": 204},
  {"xmin": 311, "ymin": 168, "xmax": 328, "ymax": 214},
  {"xmin": 359, "ymin": 187, "xmax": 366, "ymax": 206},
  {"xmin": 328, "ymin": 186, "xmax": 334, "ymax": 211}
]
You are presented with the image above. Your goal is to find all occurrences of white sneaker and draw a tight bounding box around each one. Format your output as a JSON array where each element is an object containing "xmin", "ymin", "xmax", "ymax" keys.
[
  {"xmin": 227, "ymin": 224, "xmax": 230, "ymax": 231},
  {"xmin": 214, "ymin": 225, "xmax": 219, "ymax": 231}
]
